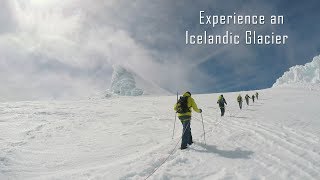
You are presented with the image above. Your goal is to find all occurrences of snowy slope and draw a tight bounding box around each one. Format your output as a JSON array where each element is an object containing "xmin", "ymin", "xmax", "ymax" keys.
[
  {"xmin": 273, "ymin": 55, "xmax": 320, "ymax": 87},
  {"xmin": 1, "ymin": 86, "xmax": 320, "ymax": 179}
]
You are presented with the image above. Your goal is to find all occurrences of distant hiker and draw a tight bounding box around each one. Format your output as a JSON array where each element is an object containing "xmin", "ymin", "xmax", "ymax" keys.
[
  {"xmin": 255, "ymin": 92, "xmax": 259, "ymax": 100},
  {"xmin": 252, "ymin": 95, "xmax": 255, "ymax": 103},
  {"xmin": 237, "ymin": 94, "xmax": 243, "ymax": 109},
  {"xmin": 217, "ymin": 94, "xmax": 227, "ymax": 116},
  {"xmin": 174, "ymin": 91, "xmax": 202, "ymax": 150},
  {"xmin": 245, "ymin": 94, "xmax": 250, "ymax": 105}
]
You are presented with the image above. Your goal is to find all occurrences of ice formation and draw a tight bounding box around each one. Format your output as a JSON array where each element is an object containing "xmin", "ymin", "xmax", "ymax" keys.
[
  {"xmin": 110, "ymin": 66, "xmax": 144, "ymax": 96},
  {"xmin": 273, "ymin": 55, "xmax": 320, "ymax": 87}
]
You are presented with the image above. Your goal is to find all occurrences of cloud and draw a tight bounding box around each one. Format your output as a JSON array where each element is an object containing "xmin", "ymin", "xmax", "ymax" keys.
[
  {"xmin": 0, "ymin": 1, "xmax": 16, "ymax": 34},
  {"xmin": 1, "ymin": 0, "xmax": 319, "ymax": 100},
  {"xmin": 0, "ymin": 0, "xmax": 156, "ymax": 100},
  {"xmin": 0, "ymin": 0, "xmax": 212, "ymax": 99}
]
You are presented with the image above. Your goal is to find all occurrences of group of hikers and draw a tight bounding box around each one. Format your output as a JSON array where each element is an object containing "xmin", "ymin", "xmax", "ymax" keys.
[
  {"xmin": 237, "ymin": 92, "xmax": 259, "ymax": 110},
  {"xmin": 174, "ymin": 91, "xmax": 259, "ymax": 150}
]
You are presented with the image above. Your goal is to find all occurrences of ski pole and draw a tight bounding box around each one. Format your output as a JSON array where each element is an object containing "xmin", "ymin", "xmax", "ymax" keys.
[
  {"xmin": 172, "ymin": 92, "xmax": 178, "ymax": 139},
  {"xmin": 172, "ymin": 113, "xmax": 176, "ymax": 139},
  {"xmin": 201, "ymin": 112, "xmax": 206, "ymax": 145}
]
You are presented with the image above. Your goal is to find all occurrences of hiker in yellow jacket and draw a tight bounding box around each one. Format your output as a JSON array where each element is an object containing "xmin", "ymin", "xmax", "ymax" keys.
[
  {"xmin": 174, "ymin": 92, "xmax": 202, "ymax": 150},
  {"xmin": 237, "ymin": 94, "xmax": 243, "ymax": 110}
]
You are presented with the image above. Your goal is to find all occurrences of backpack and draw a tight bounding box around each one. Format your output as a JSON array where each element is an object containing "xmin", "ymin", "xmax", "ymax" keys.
[
  {"xmin": 176, "ymin": 96, "xmax": 190, "ymax": 113},
  {"xmin": 217, "ymin": 98, "xmax": 225, "ymax": 106}
]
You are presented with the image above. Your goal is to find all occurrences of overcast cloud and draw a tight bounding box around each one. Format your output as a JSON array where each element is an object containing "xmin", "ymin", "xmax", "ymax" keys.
[{"xmin": 0, "ymin": 0, "xmax": 319, "ymax": 100}]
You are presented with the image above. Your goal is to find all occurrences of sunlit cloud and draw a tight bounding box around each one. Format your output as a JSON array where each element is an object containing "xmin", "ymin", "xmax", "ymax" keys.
[{"xmin": 0, "ymin": 0, "xmax": 319, "ymax": 100}]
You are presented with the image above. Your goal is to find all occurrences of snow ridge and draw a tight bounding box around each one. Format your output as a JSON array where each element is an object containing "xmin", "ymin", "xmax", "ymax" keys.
[{"xmin": 273, "ymin": 55, "xmax": 320, "ymax": 87}]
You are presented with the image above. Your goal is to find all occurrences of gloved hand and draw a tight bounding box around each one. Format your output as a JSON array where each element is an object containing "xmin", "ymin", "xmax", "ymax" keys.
[{"xmin": 199, "ymin": 109, "xmax": 202, "ymax": 113}]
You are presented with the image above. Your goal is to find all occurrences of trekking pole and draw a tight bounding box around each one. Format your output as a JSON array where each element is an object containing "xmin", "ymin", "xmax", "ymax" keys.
[
  {"xmin": 172, "ymin": 113, "xmax": 176, "ymax": 139},
  {"xmin": 172, "ymin": 92, "xmax": 178, "ymax": 139},
  {"xmin": 201, "ymin": 112, "xmax": 206, "ymax": 145}
]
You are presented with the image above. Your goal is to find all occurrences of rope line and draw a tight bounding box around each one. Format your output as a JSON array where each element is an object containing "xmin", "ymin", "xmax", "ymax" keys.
[{"xmin": 144, "ymin": 119, "xmax": 189, "ymax": 180}]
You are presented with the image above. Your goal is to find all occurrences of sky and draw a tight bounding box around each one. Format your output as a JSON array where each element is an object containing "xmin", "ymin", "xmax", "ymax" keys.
[{"xmin": 0, "ymin": 0, "xmax": 319, "ymax": 100}]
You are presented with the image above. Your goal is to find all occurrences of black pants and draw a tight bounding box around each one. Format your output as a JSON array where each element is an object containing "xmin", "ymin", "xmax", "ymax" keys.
[
  {"xmin": 179, "ymin": 117, "xmax": 193, "ymax": 149},
  {"xmin": 238, "ymin": 101, "xmax": 242, "ymax": 109},
  {"xmin": 246, "ymin": 99, "xmax": 249, "ymax": 105},
  {"xmin": 220, "ymin": 107, "xmax": 225, "ymax": 116}
]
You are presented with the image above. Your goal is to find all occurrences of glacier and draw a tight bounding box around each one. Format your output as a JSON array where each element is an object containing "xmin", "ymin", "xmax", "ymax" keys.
[
  {"xmin": 1, "ymin": 86, "xmax": 320, "ymax": 179},
  {"xmin": 1, "ymin": 60, "xmax": 320, "ymax": 179}
]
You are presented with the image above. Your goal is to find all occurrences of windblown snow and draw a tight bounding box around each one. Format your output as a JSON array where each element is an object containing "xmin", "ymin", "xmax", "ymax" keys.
[
  {"xmin": 273, "ymin": 55, "xmax": 320, "ymax": 87},
  {"xmin": 1, "ymin": 84, "xmax": 320, "ymax": 179}
]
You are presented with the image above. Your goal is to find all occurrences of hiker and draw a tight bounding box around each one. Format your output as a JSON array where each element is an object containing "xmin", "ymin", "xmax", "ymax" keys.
[
  {"xmin": 252, "ymin": 95, "xmax": 255, "ymax": 103},
  {"xmin": 174, "ymin": 91, "xmax": 202, "ymax": 150},
  {"xmin": 245, "ymin": 94, "xmax": 250, "ymax": 105},
  {"xmin": 217, "ymin": 94, "xmax": 227, "ymax": 116},
  {"xmin": 237, "ymin": 94, "xmax": 243, "ymax": 109},
  {"xmin": 255, "ymin": 92, "xmax": 259, "ymax": 100}
]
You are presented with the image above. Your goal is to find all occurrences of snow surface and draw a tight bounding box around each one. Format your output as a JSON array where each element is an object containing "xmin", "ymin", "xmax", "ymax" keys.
[
  {"xmin": 273, "ymin": 55, "xmax": 320, "ymax": 87},
  {"xmin": 1, "ymin": 85, "xmax": 320, "ymax": 179},
  {"xmin": 109, "ymin": 65, "xmax": 170, "ymax": 96}
]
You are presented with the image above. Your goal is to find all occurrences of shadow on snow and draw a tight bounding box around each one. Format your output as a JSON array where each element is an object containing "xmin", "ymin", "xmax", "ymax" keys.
[
  {"xmin": 191, "ymin": 143, "xmax": 254, "ymax": 159},
  {"xmin": 228, "ymin": 116, "xmax": 248, "ymax": 119}
]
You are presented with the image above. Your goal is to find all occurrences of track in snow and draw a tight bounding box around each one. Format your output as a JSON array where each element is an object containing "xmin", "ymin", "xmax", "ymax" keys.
[{"xmin": 1, "ymin": 87, "xmax": 320, "ymax": 179}]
